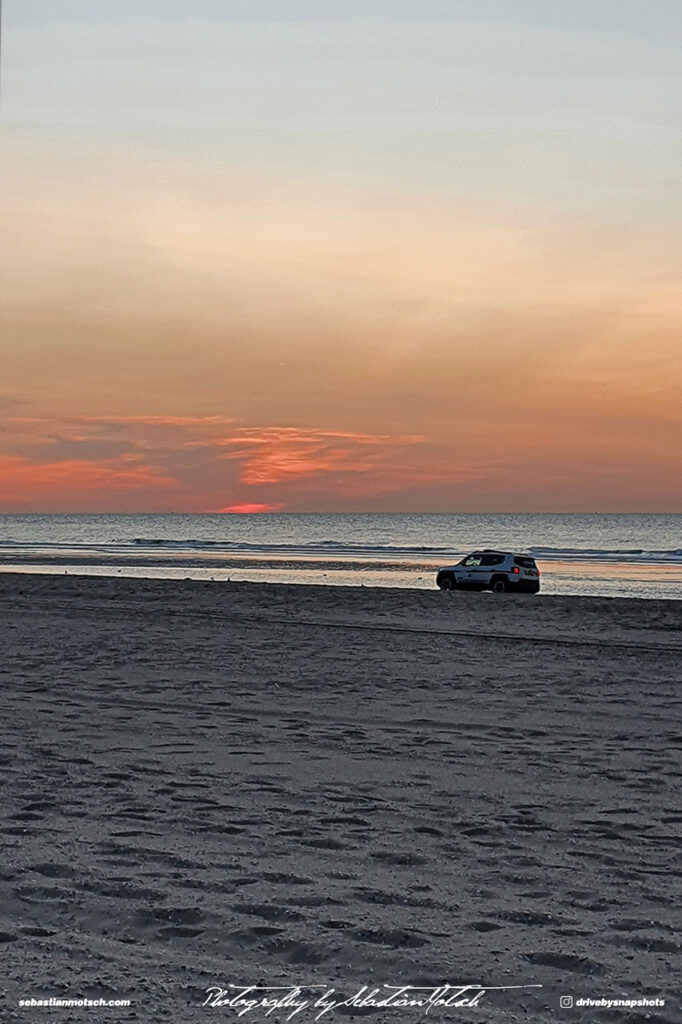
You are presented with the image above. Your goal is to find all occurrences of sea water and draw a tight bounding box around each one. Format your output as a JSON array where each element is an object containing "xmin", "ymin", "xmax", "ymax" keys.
[{"xmin": 0, "ymin": 513, "xmax": 680, "ymax": 599}]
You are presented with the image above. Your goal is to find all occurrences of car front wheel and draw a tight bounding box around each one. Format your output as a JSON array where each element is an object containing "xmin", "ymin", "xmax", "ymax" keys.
[{"xmin": 439, "ymin": 576, "xmax": 455, "ymax": 590}]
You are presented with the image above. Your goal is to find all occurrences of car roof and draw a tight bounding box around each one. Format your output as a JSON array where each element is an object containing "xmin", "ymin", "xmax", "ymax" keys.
[{"xmin": 477, "ymin": 549, "xmax": 535, "ymax": 557}]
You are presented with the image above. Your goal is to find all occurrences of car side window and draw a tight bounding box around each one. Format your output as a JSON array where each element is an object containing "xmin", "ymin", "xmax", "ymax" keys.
[
  {"xmin": 480, "ymin": 555, "xmax": 504, "ymax": 566},
  {"xmin": 464, "ymin": 556, "xmax": 482, "ymax": 566}
]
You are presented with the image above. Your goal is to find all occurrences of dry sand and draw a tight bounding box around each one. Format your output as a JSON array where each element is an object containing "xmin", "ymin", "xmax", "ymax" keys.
[{"xmin": 0, "ymin": 574, "xmax": 680, "ymax": 1023}]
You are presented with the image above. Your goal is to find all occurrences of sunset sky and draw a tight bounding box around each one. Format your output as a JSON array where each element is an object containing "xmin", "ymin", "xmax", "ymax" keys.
[{"xmin": 2, "ymin": 0, "xmax": 680, "ymax": 512}]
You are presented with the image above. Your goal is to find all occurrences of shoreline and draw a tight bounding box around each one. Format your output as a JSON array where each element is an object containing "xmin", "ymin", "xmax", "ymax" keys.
[
  {"xmin": 2, "ymin": 565, "xmax": 682, "ymax": 608},
  {"xmin": 0, "ymin": 559, "xmax": 680, "ymax": 602}
]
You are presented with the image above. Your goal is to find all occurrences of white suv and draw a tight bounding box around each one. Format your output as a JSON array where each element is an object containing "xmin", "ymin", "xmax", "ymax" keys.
[{"xmin": 436, "ymin": 550, "xmax": 540, "ymax": 594}]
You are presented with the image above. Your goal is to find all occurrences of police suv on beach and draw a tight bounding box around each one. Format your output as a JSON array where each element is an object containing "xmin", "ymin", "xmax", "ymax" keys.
[{"xmin": 436, "ymin": 550, "xmax": 540, "ymax": 594}]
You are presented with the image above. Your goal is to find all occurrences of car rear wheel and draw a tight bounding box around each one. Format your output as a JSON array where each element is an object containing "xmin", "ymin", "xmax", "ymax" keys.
[{"xmin": 490, "ymin": 578, "xmax": 508, "ymax": 593}]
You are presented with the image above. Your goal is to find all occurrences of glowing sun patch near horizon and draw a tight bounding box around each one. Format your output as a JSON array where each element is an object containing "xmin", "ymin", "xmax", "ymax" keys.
[{"xmin": 215, "ymin": 502, "xmax": 285, "ymax": 514}]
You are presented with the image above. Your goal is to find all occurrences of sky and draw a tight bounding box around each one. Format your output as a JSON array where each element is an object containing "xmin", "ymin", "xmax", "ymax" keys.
[{"xmin": 1, "ymin": 0, "xmax": 680, "ymax": 512}]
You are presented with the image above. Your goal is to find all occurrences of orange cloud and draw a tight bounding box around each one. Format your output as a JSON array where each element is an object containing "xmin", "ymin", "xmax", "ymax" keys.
[
  {"xmin": 9, "ymin": 415, "xmax": 233, "ymax": 426},
  {"xmin": 0, "ymin": 453, "xmax": 174, "ymax": 510},
  {"xmin": 0, "ymin": 417, "xmax": 435, "ymax": 511},
  {"xmin": 214, "ymin": 427, "xmax": 425, "ymax": 486}
]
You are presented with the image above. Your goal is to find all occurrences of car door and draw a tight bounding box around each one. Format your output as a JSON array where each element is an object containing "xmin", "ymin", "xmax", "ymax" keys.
[
  {"xmin": 479, "ymin": 553, "xmax": 506, "ymax": 586},
  {"xmin": 458, "ymin": 553, "xmax": 484, "ymax": 587}
]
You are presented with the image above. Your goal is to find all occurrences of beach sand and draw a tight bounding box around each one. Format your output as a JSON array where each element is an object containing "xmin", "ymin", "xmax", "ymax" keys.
[{"xmin": 0, "ymin": 574, "xmax": 679, "ymax": 1022}]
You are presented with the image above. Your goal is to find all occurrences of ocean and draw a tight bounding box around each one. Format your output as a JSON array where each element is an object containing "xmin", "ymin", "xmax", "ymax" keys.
[{"xmin": 0, "ymin": 513, "xmax": 680, "ymax": 599}]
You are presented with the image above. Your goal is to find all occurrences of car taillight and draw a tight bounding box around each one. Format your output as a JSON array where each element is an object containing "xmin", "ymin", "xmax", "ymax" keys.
[{"xmin": 511, "ymin": 567, "xmax": 519, "ymax": 574}]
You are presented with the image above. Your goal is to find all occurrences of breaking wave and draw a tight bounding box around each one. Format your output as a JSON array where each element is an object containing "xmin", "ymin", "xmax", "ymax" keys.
[{"xmin": 529, "ymin": 547, "xmax": 682, "ymax": 565}]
